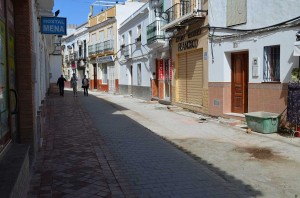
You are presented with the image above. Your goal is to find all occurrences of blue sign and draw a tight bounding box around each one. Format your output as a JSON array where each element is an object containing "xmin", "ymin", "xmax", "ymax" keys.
[{"xmin": 41, "ymin": 17, "xmax": 67, "ymax": 35}]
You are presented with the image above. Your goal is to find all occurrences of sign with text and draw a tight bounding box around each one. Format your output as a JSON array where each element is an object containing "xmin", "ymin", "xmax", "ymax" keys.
[{"xmin": 41, "ymin": 17, "xmax": 67, "ymax": 35}]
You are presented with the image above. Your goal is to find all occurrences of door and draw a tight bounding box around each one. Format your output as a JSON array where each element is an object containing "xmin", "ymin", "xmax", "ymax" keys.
[
  {"xmin": 231, "ymin": 52, "xmax": 248, "ymax": 113},
  {"xmin": 108, "ymin": 65, "xmax": 115, "ymax": 92},
  {"xmin": 129, "ymin": 65, "xmax": 133, "ymax": 95},
  {"xmin": 164, "ymin": 59, "xmax": 171, "ymax": 100},
  {"xmin": 93, "ymin": 64, "xmax": 97, "ymax": 89}
]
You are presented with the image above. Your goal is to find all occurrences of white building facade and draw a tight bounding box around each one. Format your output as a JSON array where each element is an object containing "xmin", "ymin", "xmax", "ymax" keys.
[
  {"xmin": 61, "ymin": 23, "xmax": 89, "ymax": 86},
  {"xmin": 118, "ymin": 3, "xmax": 152, "ymax": 100},
  {"xmin": 208, "ymin": 0, "xmax": 300, "ymax": 117},
  {"xmin": 87, "ymin": 1, "xmax": 145, "ymax": 93}
]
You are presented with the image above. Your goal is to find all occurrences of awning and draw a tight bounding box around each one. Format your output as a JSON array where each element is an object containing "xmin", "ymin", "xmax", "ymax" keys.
[{"xmin": 293, "ymin": 41, "xmax": 300, "ymax": 56}]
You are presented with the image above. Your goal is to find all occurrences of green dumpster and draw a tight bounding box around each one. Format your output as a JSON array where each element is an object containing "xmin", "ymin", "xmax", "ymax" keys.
[{"xmin": 244, "ymin": 112, "xmax": 281, "ymax": 134}]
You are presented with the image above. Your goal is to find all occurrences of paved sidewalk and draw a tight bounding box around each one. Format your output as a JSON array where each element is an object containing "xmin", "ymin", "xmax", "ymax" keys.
[
  {"xmin": 28, "ymin": 90, "xmax": 300, "ymax": 197},
  {"xmin": 27, "ymin": 91, "xmax": 127, "ymax": 197}
]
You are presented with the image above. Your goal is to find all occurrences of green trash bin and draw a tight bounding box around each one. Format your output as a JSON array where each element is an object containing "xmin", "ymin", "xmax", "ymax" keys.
[{"xmin": 244, "ymin": 112, "xmax": 281, "ymax": 134}]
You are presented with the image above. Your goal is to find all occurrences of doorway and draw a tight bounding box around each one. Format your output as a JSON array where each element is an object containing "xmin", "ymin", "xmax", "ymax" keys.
[
  {"xmin": 93, "ymin": 64, "xmax": 97, "ymax": 89},
  {"xmin": 164, "ymin": 59, "xmax": 171, "ymax": 100},
  {"xmin": 231, "ymin": 52, "xmax": 248, "ymax": 113}
]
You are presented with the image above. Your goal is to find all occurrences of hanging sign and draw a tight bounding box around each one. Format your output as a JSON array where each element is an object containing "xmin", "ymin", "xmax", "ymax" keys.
[
  {"xmin": 41, "ymin": 16, "xmax": 67, "ymax": 35},
  {"xmin": 96, "ymin": 55, "xmax": 114, "ymax": 63}
]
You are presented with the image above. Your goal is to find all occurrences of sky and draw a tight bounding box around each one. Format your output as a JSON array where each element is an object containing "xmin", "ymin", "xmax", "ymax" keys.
[{"xmin": 53, "ymin": 0, "xmax": 127, "ymax": 26}]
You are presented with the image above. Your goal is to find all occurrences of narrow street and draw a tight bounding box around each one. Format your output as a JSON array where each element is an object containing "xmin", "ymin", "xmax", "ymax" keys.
[{"xmin": 27, "ymin": 90, "xmax": 257, "ymax": 197}]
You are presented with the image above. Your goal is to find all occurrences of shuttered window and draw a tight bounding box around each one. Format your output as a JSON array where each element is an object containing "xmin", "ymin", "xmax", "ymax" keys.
[{"xmin": 227, "ymin": 0, "xmax": 247, "ymax": 27}]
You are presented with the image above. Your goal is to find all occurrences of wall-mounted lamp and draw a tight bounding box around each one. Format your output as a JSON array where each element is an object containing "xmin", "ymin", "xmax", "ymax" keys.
[{"xmin": 151, "ymin": 0, "xmax": 169, "ymax": 21}]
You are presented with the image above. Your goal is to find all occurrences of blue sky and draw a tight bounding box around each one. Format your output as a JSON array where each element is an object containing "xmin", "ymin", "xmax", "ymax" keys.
[{"xmin": 53, "ymin": 0, "xmax": 126, "ymax": 26}]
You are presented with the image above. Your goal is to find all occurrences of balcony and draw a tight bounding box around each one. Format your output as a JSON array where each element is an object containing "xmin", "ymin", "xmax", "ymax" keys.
[
  {"xmin": 123, "ymin": 45, "xmax": 131, "ymax": 59},
  {"xmin": 75, "ymin": 50, "xmax": 86, "ymax": 60},
  {"xmin": 88, "ymin": 45, "xmax": 95, "ymax": 56},
  {"xmin": 69, "ymin": 52, "xmax": 76, "ymax": 61},
  {"xmin": 147, "ymin": 20, "xmax": 166, "ymax": 48},
  {"xmin": 104, "ymin": 40, "xmax": 114, "ymax": 53},
  {"xmin": 95, "ymin": 42, "xmax": 104, "ymax": 55},
  {"xmin": 163, "ymin": 0, "xmax": 206, "ymax": 32},
  {"xmin": 64, "ymin": 55, "xmax": 69, "ymax": 63}
]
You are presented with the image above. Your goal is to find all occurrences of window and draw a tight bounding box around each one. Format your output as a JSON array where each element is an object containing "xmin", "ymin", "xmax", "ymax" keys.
[
  {"xmin": 137, "ymin": 63, "xmax": 142, "ymax": 85},
  {"xmin": 99, "ymin": 31, "xmax": 104, "ymax": 42},
  {"xmin": 227, "ymin": 0, "xmax": 247, "ymax": 26},
  {"xmin": 91, "ymin": 33, "xmax": 96, "ymax": 44},
  {"xmin": 263, "ymin": 45, "xmax": 280, "ymax": 82},
  {"xmin": 107, "ymin": 27, "xmax": 113, "ymax": 40},
  {"xmin": 102, "ymin": 63, "xmax": 108, "ymax": 84},
  {"xmin": 136, "ymin": 25, "xmax": 141, "ymax": 42},
  {"xmin": 128, "ymin": 31, "xmax": 132, "ymax": 44}
]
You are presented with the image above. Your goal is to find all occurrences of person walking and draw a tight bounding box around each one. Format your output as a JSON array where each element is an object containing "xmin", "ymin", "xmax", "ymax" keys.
[
  {"xmin": 82, "ymin": 75, "xmax": 89, "ymax": 96},
  {"xmin": 57, "ymin": 74, "xmax": 67, "ymax": 96},
  {"xmin": 70, "ymin": 73, "xmax": 78, "ymax": 97}
]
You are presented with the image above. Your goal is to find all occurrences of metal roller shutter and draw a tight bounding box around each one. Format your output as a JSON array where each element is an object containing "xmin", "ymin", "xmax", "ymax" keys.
[{"xmin": 177, "ymin": 49, "xmax": 203, "ymax": 106}]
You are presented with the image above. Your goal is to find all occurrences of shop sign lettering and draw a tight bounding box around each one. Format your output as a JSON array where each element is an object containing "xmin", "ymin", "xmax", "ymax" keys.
[
  {"xmin": 188, "ymin": 28, "xmax": 202, "ymax": 38},
  {"xmin": 41, "ymin": 16, "xmax": 67, "ymax": 35},
  {"xmin": 178, "ymin": 39, "xmax": 198, "ymax": 51}
]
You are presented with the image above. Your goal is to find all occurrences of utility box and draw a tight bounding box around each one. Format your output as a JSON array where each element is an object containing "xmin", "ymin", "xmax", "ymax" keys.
[{"xmin": 244, "ymin": 112, "xmax": 281, "ymax": 134}]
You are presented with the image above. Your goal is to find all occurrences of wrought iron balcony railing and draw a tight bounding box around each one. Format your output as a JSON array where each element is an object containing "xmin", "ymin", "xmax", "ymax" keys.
[
  {"xmin": 69, "ymin": 52, "xmax": 76, "ymax": 61},
  {"xmin": 104, "ymin": 40, "xmax": 114, "ymax": 52},
  {"xmin": 88, "ymin": 45, "xmax": 95, "ymax": 56},
  {"xmin": 64, "ymin": 55, "xmax": 69, "ymax": 63},
  {"xmin": 123, "ymin": 45, "xmax": 131, "ymax": 59},
  {"xmin": 95, "ymin": 42, "xmax": 104, "ymax": 54},
  {"xmin": 166, "ymin": 0, "xmax": 194, "ymax": 23},
  {"xmin": 147, "ymin": 20, "xmax": 166, "ymax": 44}
]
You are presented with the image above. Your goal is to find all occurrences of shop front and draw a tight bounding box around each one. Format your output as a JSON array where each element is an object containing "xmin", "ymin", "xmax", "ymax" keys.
[
  {"xmin": 172, "ymin": 25, "xmax": 209, "ymax": 114},
  {"xmin": 0, "ymin": 0, "xmax": 17, "ymax": 153},
  {"xmin": 95, "ymin": 55, "xmax": 115, "ymax": 92}
]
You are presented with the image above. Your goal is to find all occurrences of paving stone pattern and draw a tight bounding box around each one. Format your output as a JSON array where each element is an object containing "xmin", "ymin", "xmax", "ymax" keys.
[
  {"xmin": 80, "ymin": 93, "xmax": 253, "ymax": 198},
  {"xmin": 28, "ymin": 92, "xmax": 125, "ymax": 198},
  {"xmin": 28, "ymin": 91, "xmax": 253, "ymax": 198}
]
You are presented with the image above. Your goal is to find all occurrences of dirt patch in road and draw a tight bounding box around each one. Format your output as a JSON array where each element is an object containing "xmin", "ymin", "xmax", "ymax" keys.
[{"xmin": 234, "ymin": 147, "xmax": 286, "ymax": 161}]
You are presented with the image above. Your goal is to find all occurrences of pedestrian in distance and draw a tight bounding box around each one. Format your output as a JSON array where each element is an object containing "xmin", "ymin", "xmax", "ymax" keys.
[
  {"xmin": 70, "ymin": 73, "xmax": 78, "ymax": 97},
  {"xmin": 57, "ymin": 74, "xmax": 67, "ymax": 96},
  {"xmin": 82, "ymin": 75, "xmax": 89, "ymax": 96}
]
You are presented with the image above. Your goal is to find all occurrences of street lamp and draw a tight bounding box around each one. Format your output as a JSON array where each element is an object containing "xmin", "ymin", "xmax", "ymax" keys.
[{"xmin": 151, "ymin": 0, "xmax": 169, "ymax": 21}]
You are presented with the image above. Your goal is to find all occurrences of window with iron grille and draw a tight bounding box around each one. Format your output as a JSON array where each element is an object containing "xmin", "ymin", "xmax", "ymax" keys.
[{"xmin": 263, "ymin": 45, "xmax": 280, "ymax": 82}]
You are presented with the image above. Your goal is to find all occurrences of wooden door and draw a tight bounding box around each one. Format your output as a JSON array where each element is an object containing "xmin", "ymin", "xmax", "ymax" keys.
[
  {"xmin": 93, "ymin": 64, "xmax": 97, "ymax": 89},
  {"xmin": 231, "ymin": 52, "xmax": 248, "ymax": 113}
]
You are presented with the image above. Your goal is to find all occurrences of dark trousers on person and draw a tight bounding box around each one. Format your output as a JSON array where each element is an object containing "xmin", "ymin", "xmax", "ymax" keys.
[
  {"xmin": 59, "ymin": 86, "xmax": 64, "ymax": 96},
  {"xmin": 83, "ymin": 86, "xmax": 88, "ymax": 96}
]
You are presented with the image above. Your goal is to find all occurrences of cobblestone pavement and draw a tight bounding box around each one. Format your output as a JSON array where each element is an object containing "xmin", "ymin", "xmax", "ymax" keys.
[
  {"xmin": 28, "ymin": 90, "xmax": 257, "ymax": 198},
  {"xmin": 27, "ymin": 91, "xmax": 126, "ymax": 198}
]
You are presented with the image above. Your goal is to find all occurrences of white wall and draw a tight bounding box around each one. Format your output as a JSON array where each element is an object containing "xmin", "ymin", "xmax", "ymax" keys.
[
  {"xmin": 208, "ymin": 0, "xmax": 300, "ymax": 83},
  {"xmin": 209, "ymin": 28, "xmax": 299, "ymax": 83},
  {"xmin": 118, "ymin": 3, "xmax": 150, "ymax": 87},
  {"xmin": 49, "ymin": 55, "xmax": 63, "ymax": 83},
  {"xmin": 209, "ymin": 0, "xmax": 300, "ymax": 29}
]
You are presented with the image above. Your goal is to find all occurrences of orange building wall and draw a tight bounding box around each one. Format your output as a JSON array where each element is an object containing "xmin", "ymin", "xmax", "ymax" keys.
[{"xmin": 209, "ymin": 82, "xmax": 288, "ymax": 117}]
